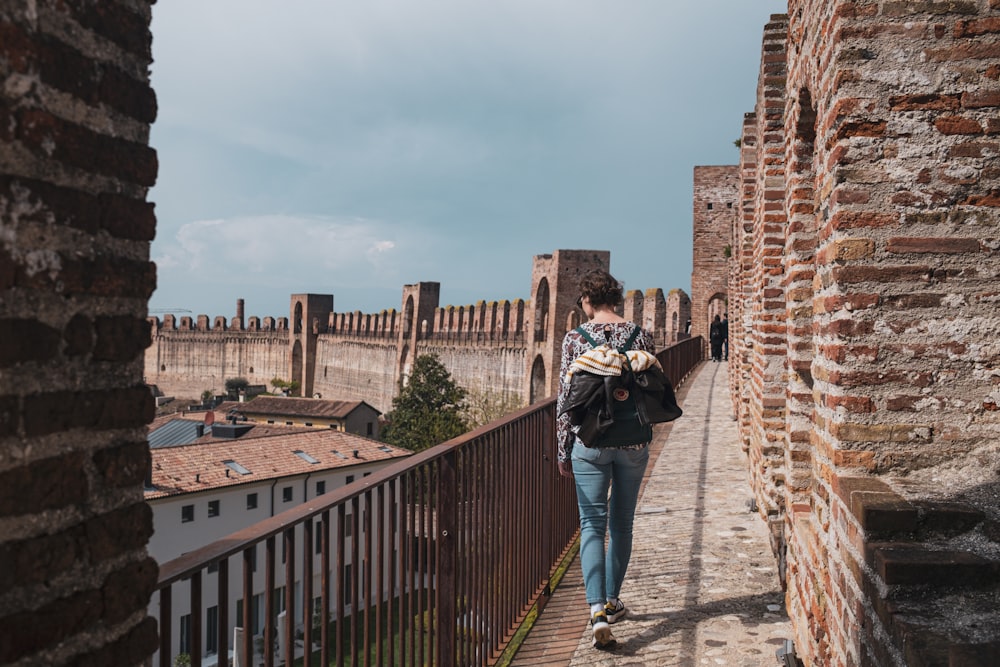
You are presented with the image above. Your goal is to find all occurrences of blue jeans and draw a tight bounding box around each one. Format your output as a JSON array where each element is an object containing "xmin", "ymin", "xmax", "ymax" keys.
[{"xmin": 571, "ymin": 443, "xmax": 649, "ymax": 605}]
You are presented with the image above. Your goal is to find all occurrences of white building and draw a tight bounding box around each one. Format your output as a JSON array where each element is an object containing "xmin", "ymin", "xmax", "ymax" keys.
[{"xmin": 146, "ymin": 419, "xmax": 411, "ymax": 665}]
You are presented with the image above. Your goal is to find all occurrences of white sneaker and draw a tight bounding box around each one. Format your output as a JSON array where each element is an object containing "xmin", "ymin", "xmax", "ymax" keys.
[
  {"xmin": 604, "ymin": 599, "xmax": 627, "ymax": 624},
  {"xmin": 590, "ymin": 610, "xmax": 616, "ymax": 650}
]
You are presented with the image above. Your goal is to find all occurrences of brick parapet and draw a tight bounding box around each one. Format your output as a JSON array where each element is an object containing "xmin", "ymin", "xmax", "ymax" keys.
[{"xmin": 727, "ymin": 2, "xmax": 1000, "ymax": 665}]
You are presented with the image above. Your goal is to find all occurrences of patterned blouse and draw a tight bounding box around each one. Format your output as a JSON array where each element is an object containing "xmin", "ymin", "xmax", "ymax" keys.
[{"xmin": 556, "ymin": 320, "xmax": 656, "ymax": 463}]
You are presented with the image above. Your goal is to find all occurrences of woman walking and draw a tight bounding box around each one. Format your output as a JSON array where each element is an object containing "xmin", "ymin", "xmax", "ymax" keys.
[{"xmin": 556, "ymin": 269, "xmax": 655, "ymax": 650}]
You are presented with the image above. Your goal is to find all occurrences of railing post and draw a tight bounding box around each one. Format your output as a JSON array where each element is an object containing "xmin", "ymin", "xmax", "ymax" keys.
[{"xmin": 436, "ymin": 450, "xmax": 458, "ymax": 667}]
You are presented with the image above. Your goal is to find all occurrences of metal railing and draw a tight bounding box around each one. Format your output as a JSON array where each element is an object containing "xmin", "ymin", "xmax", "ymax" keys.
[
  {"xmin": 657, "ymin": 335, "xmax": 703, "ymax": 389},
  {"xmin": 154, "ymin": 401, "xmax": 576, "ymax": 667},
  {"xmin": 152, "ymin": 336, "xmax": 703, "ymax": 667}
]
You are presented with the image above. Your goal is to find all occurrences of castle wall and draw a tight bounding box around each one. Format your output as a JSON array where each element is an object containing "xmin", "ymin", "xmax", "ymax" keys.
[
  {"xmin": 144, "ymin": 329, "xmax": 289, "ymax": 399},
  {"xmin": 312, "ymin": 335, "xmax": 401, "ymax": 413},
  {"xmin": 729, "ymin": 4, "xmax": 1000, "ymax": 666},
  {"xmin": 0, "ymin": 2, "xmax": 160, "ymax": 664}
]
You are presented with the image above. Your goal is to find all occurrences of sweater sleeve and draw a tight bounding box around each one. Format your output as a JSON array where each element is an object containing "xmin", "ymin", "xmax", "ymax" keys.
[{"xmin": 555, "ymin": 330, "xmax": 581, "ymax": 463}]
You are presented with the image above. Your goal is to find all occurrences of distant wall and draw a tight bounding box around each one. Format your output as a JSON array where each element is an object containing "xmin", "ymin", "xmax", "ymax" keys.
[{"xmin": 146, "ymin": 258, "xmax": 683, "ymax": 415}]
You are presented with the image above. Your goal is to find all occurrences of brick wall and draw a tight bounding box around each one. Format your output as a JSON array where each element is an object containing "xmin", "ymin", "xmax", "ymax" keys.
[
  {"xmin": 726, "ymin": 2, "xmax": 1000, "ymax": 665},
  {"xmin": 0, "ymin": 2, "xmax": 158, "ymax": 665},
  {"xmin": 690, "ymin": 165, "xmax": 739, "ymax": 354}
]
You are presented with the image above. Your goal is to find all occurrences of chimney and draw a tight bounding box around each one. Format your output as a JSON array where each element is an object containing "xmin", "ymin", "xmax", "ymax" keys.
[
  {"xmin": 236, "ymin": 298, "xmax": 245, "ymax": 329},
  {"xmin": 352, "ymin": 449, "xmax": 359, "ymax": 458}
]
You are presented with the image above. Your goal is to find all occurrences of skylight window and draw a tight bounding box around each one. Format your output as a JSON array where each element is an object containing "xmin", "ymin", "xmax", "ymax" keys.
[
  {"xmin": 223, "ymin": 460, "xmax": 251, "ymax": 475},
  {"xmin": 378, "ymin": 445, "xmax": 393, "ymax": 453},
  {"xmin": 331, "ymin": 450, "xmax": 348, "ymax": 459},
  {"xmin": 293, "ymin": 450, "xmax": 319, "ymax": 464}
]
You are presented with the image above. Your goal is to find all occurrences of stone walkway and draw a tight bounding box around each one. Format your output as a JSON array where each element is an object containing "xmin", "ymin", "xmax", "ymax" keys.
[{"xmin": 511, "ymin": 361, "xmax": 793, "ymax": 666}]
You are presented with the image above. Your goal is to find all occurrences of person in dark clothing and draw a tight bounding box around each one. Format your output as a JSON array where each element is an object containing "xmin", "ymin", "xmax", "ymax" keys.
[
  {"xmin": 709, "ymin": 314, "xmax": 724, "ymax": 362},
  {"xmin": 721, "ymin": 313, "xmax": 729, "ymax": 361}
]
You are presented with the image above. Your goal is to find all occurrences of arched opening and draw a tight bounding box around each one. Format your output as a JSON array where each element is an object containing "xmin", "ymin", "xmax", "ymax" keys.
[
  {"xmin": 533, "ymin": 278, "xmax": 550, "ymax": 343},
  {"xmin": 403, "ymin": 295, "xmax": 415, "ymax": 337},
  {"xmin": 399, "ymin": 344, "xmax": 411, "ymax": 387},
  {"xmin": 291, "ymin": 339, "xmax": 303, "ymax": 395},
  {"xmin": 293, "ymin": 301, "xmax": 303, "ymax": 334},
  {"xmin": 565, "ymin": 309, "xmax": 580, "ymax": 331},
  {"xmin": 529, "ymin": 355, "xmax": 547, "ymax": 404}
]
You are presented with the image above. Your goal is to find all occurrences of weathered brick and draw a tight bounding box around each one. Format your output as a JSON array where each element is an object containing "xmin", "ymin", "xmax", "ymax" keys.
[
  {"xmin": 0, "ymin": 319, "xmax": 61, "ymax": 367},
  {"xmin": 0, "ymin": 527, "xmax": 83, "ymax": 593},
  {"xmin": 882, "ymin": 0, "xmax": 978, "ymax": 17},
  {"xmin": 0, "ymin": 589, "xmax": 102, "ymax": 664},
  {"xmin": 886, "ymin": 236, "xmax": 982, "ymax": 253},
  {"xmin": 830, "ymin": 211, "xmax": 899, "ymax": 229},
  {"xmin": 84, "ymin": 503, "xmax": 153, "ymax": 562},
  {"xmin": 0, "ymin": 452, "xmax": 89, "ymax": 517},
  {"xmin": 93, "ymin": 316, "xmax": 151, "ymax": 362},
  {"xmin": 101, "ymin": 557, "xmax": 157, "ymax": 625},
  {"xmin": 0, "ymin": 23, "xmax": 155, "ymax": 122},
  {"xmin": 935, "ymin": 115, "xmax": 984, "ymax": 134},
  {"xmin": 60, "ymin": 0, "xmax": 153, "ymax": 59},
  {"xmin": 21, "ymin": 387, "xmax": 154, "ymax": 437},
  {"xmin": 0, "ymin": 176, "xmax": 156, "ymax": 242},
  {"xmin": 8, "ymin": 108, "xmax": 157, "ymax": 186},
  {"xmin": 954, "ymin": 16, "xmax": 1000, "ymax": 37},
  {"xmin": 832, "ymin": 265, "xmax": 931, "ymax": 284},
  {"xmin": 962, "ymin": 89, "xmax": 1000, "ymax": 108},
  {"xmin": 92, "ymin": 441, "xmax": 150, "ymax": 489},
  {"xmin": 73, "ymin": 617, "xmax": 159, "ymax": 667},
  {"xmin": 833, "ymin": 422, "xmax": 932, "ymax": 443},
  {"xmin": 888, "ymin": 93, "xmax": 961, "ymax": 110}
]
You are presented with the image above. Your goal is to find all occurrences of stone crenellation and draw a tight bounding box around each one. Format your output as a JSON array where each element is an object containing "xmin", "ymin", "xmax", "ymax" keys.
[{"xmin": 144, "ymin": 255, "xmax": 691, "ymax": 413}]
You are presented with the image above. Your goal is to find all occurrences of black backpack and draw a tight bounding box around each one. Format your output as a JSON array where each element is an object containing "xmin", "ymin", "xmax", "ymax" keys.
[{"xmin": 568, "ymin": 325, "xmax": 653, "ymax": 448}]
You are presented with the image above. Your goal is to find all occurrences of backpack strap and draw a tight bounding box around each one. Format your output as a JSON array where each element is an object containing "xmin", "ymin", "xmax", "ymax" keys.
[
  {"xmin": 575, "ymin": 324, "xmax": 642, "ymax": 351},
  {"xmin": 574, "ymin": 326, "xmax": 600, "ymax": 348}
]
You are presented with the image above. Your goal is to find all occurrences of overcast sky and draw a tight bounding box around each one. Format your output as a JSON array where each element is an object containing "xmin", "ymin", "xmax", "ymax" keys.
[{"xmin": 148, "ymin": 1, "xmax": 786, "ymax": 320}]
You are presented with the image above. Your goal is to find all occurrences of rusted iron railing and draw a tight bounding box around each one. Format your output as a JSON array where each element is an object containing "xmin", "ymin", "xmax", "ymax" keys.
[
  {"xmin": 154, "ymin": 400, "xmax": 576, "ymax": 667},
  {"xmin": 152, "ymin": 336, "xmax": 703, "ymax": 667},
  {"xmin": 657, "ymin": 335, "xmax": 703, "ymax": 389}
]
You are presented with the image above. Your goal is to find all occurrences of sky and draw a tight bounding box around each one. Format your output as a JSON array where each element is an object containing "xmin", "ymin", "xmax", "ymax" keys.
[{"xmin": 148, "ymin": 0, "xmax": 787, "ymax": 320}]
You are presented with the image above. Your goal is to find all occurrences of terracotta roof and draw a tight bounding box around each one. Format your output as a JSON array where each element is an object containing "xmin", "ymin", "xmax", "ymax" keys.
[
  {"xmin": 235, "ymin": 396, "xmax": 380, "ymax": 419},
  {"xmin": 146, "ymin": 428, "xmax": 410, "ymax": 500}
]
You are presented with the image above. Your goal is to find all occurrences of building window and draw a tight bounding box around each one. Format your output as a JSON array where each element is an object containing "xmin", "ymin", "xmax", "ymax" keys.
[
  {"xmin": 267, "ymin": 420, "xmax": 275, "ymax": 424},
  {"xmin": 285, "ymin": 421, "xmax": 293, "ymax": 426},
  {"xmin": 707, "ymin": 202, "xmax": 713, "ymax": 210},
  {"xmin": 282, "ymin": 486, "xmax": 293, "ymax": 502},
  {"xmin": 305, "ymin": 422, "xmax": 313, "ymax": 427},
  {"xmin": 206, "ymin": 605, "xmax": 218, "ymax": 655},
  {"xmin": 346, "ymin": 474, "xmax": 355, "ymax": 484},
  {"xmin": 179, "ymin": 613, "xmax": 191, "ymax": 655},
  {"xmin": 315, "ymin": 522, "xmax": 323, "ymax": 554},
  {"xmin": 247, "ymin": 492, "xmax": 258, "ymax": 510},
  {"xmin": 316, "ymin": 480, "xmax": 326, "ymax": 496},
  {"xmin": 208, "ymin": 500, "xmax": 220, "ymax": 517},
  {"xmin": 181, "ymin": 505, "xmax": 194, "ymax": 523},
  {"xmin": 367, "ymin": 422, "xmax": 373, "ymax": 436},
  {"xmin": 343, "ymin": 564, "xmax": 353, "ymax": 606},
  {"xmin": 363, "ymin": 472, "xmax": 371, "ymax": 477}
]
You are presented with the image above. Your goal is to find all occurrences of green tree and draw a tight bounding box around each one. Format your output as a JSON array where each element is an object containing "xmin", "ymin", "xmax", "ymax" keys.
[
  {"xmin": 382, "ymin": 354, "xmax": 468, "ymax": 452},
  {"xmin": 462, "ymin": 389, "xmax": 524, "ymax": 429},
  {"xmin": 270, "ymin": 377, "xmax": 300, "ymax": 395},
  {"xmin": 224, "ymin": 377, "xmax": 249, "ymax": 399}
]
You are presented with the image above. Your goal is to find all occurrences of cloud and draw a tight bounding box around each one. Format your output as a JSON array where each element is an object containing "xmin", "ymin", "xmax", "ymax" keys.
[{"xmin": 154, "ymin": 214, "xmax": 427, "ymax": 290}]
